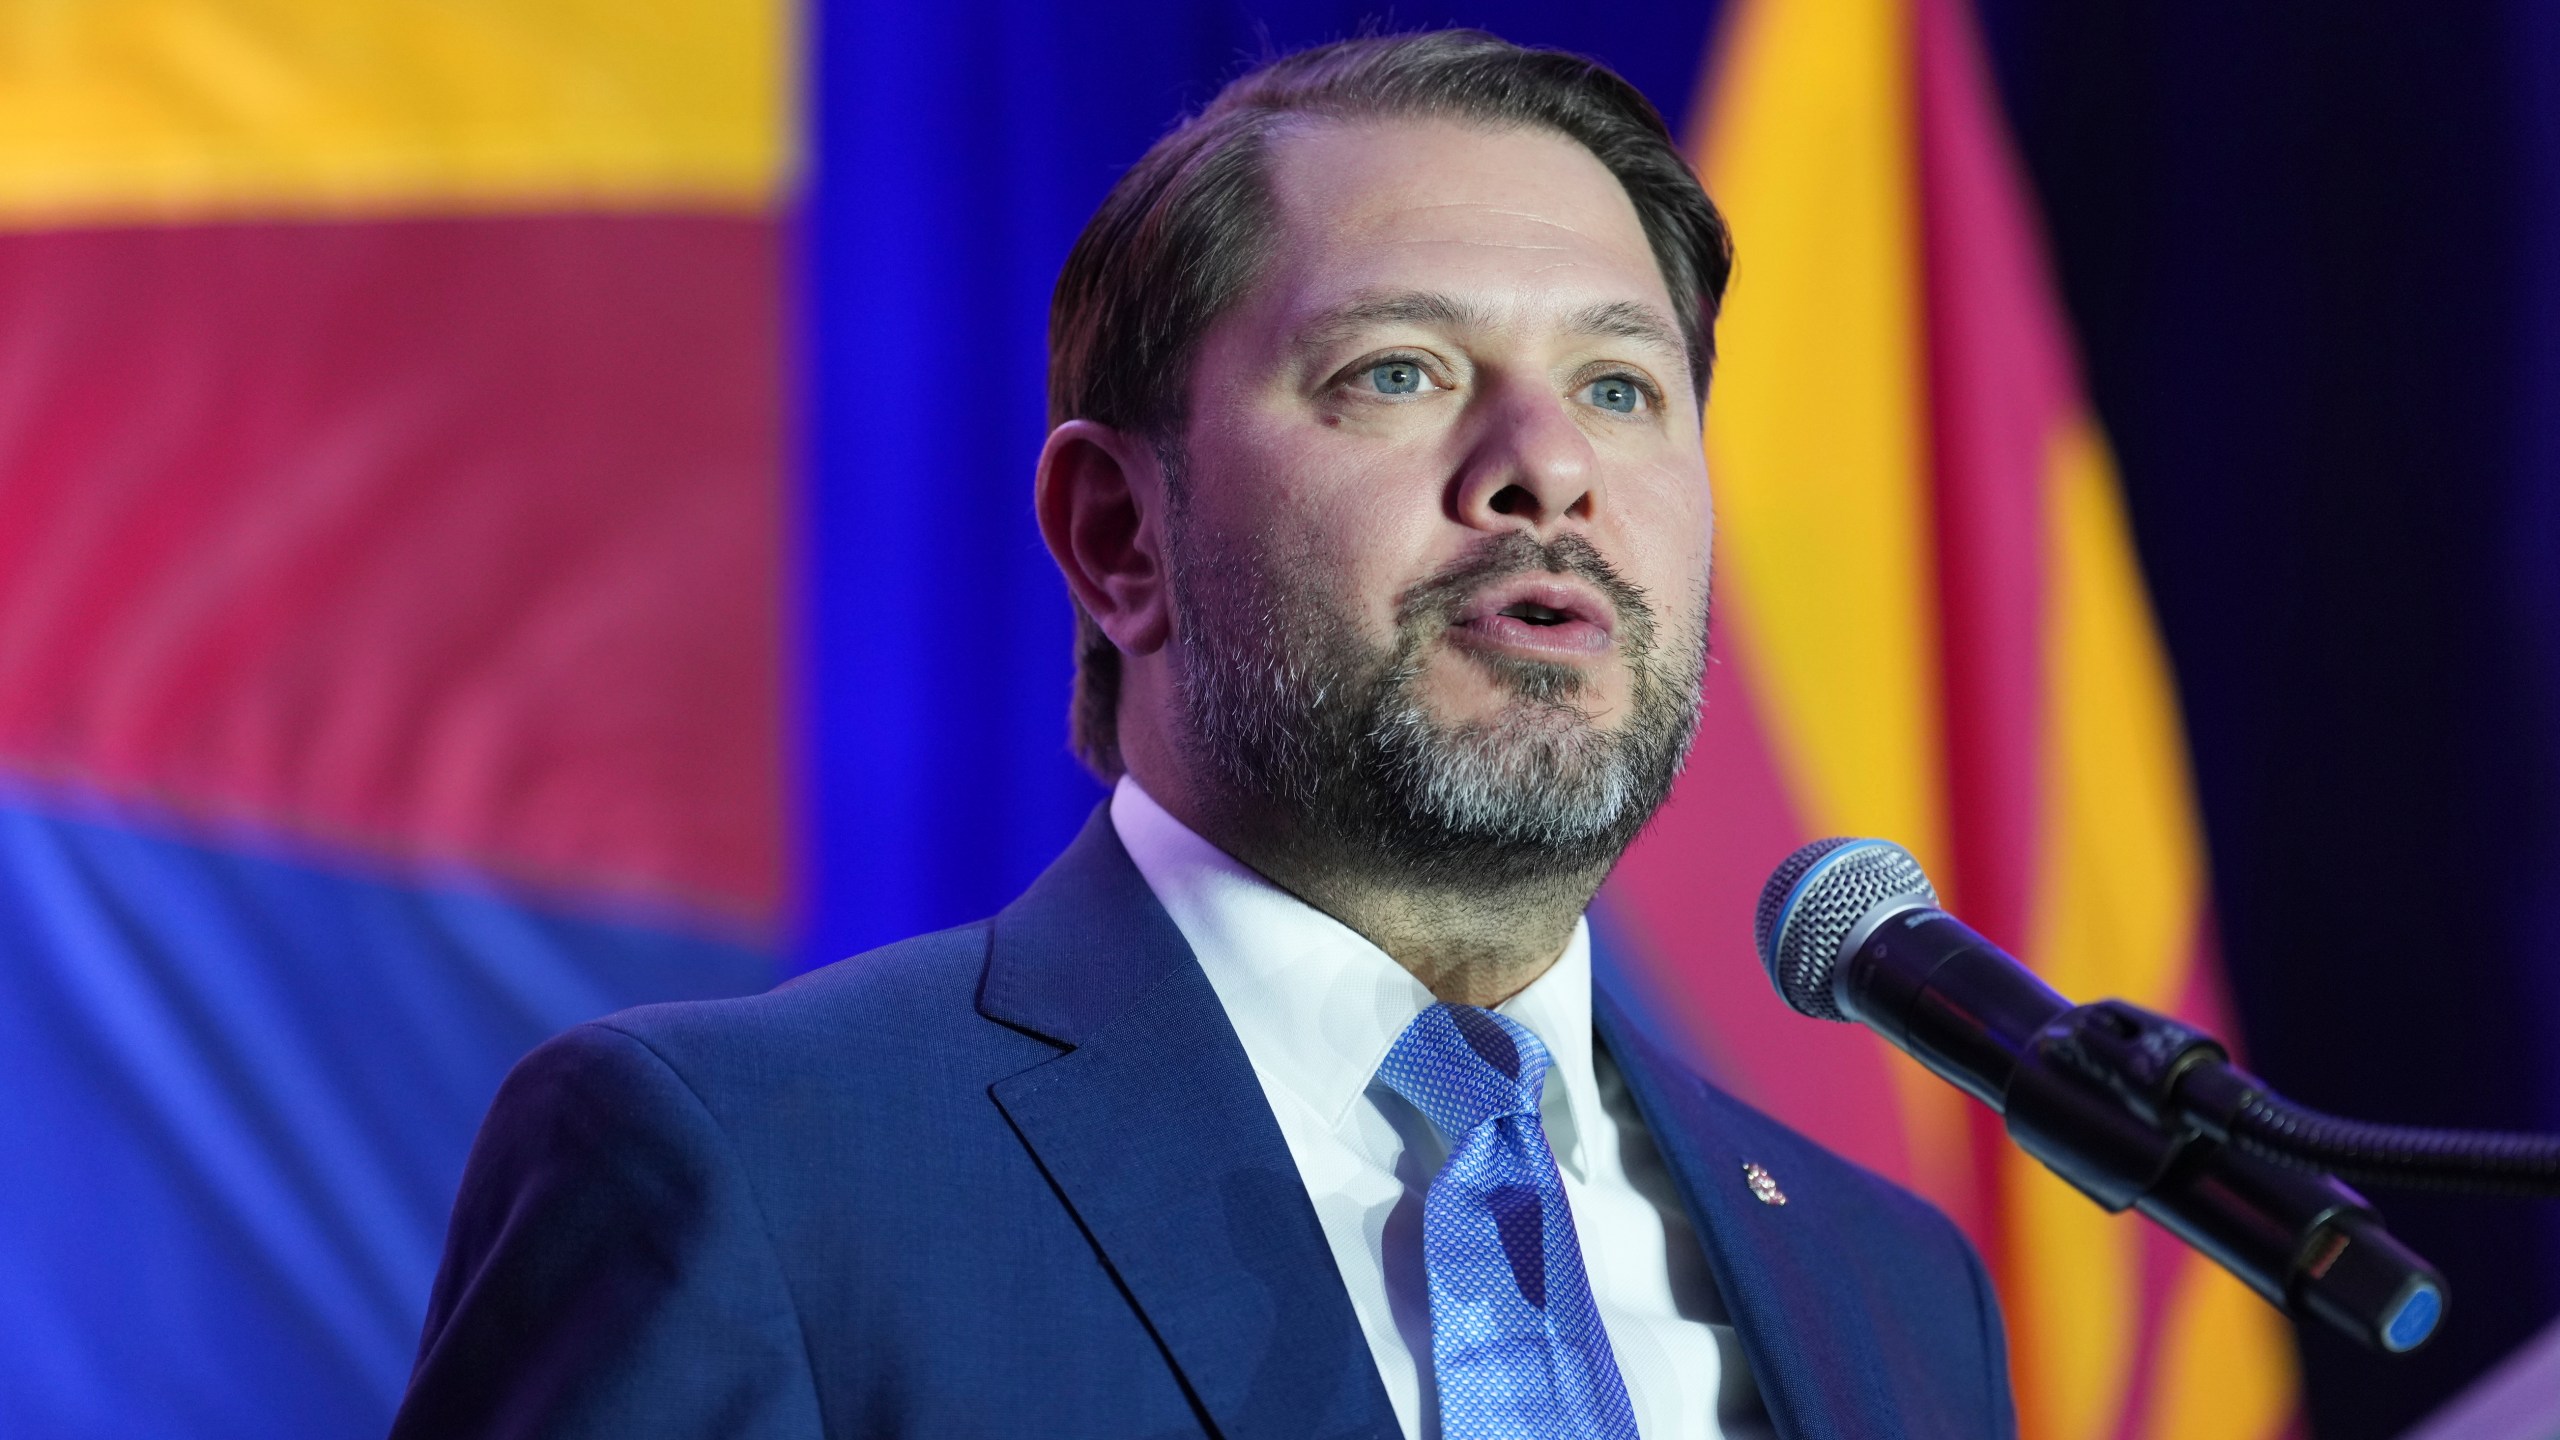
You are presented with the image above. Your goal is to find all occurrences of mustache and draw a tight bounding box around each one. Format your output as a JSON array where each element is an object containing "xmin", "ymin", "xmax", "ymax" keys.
[{"xmin": 1392, "ymin": 531, "xmax": 1658, "ymax": 653}]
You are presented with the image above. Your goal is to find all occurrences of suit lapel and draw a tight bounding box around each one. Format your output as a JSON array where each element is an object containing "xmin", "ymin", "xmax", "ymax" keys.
[
  {"xmin": 981, "ymin": 808, "xmax": 1398, "ymax": 1440},
  {"xmin": 1595, "ymin": 990, "xmax": 1903, "ymax": 1440}
]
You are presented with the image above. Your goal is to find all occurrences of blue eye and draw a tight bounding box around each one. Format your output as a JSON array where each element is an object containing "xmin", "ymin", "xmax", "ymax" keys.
[
  {"xmin": 1366, "ymin": 360, "xmax": 1426, "ymax": 395},
  {"xmin": 1587, "ymin": 376, "xmax": 1642, "ymax": 414}
]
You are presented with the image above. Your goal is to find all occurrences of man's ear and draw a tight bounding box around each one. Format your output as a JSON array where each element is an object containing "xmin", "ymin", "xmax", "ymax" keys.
[{"xmin": 1035, "ymin": 419, "xmax": 1172, "ymax": 657}]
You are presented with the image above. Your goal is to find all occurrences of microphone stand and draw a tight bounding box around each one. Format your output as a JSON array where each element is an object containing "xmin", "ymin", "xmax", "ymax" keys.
[
  {"xmin": 2009, "ymin": 996, "xmax": 2560, "ymax": 1355},
  {"xmin": 1996, "ymin": 999, "xmax": 2455, "ymax": 1353}
]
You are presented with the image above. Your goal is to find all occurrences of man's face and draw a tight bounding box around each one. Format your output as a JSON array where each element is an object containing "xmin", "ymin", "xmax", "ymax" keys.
[{"xmin": 1164, "ymin": 117, "xmax": 1713, "ymax": 877}]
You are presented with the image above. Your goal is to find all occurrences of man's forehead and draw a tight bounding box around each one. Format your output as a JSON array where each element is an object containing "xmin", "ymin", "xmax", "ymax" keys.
[{"xmin": 1254, "ymin": 116, "xmax": 1676, "ymax": 345}]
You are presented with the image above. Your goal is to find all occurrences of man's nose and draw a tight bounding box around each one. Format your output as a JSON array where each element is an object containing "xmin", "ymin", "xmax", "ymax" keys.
[{"xmin": 1450, "ymin": 383, "xmax": 1600, "ymax": 533}]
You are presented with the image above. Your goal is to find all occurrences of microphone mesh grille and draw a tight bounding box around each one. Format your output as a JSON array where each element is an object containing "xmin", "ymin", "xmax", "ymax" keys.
[
  {"xmin": 1752, "ymin": 836, "xmax": 1861, "ymax": 966},
  {"xmin": 1755, "ymin": 838, "xmax": 1938, "ymax": 1020}
]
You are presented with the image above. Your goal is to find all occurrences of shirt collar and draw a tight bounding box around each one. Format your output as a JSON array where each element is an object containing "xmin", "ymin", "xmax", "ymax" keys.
[{"xmin": 1109, "ymin": 775, "xmax": 1598, "ymax": 1177}]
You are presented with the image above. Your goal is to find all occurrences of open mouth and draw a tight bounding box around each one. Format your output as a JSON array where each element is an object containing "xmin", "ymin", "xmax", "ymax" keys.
[
  {"xmin": 1500, "ymin": 600, "xmax": 1576, "ymax": 626},
  {"xmin": 1452, "ymin": 577, "xmax": 1617, "ymax": 658}
]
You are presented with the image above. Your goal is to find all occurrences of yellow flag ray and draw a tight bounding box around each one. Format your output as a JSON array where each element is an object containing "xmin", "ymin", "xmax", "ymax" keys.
[{"xmin": 2027, "ymin": 422, "xmax": 2298, "ymax": 1439}]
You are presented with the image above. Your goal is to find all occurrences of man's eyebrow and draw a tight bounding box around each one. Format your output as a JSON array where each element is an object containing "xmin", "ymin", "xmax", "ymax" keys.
[
  {"xmin": 1567, "ymin": 300, "xmax": 1688, "ymax": 364},
  {"xmin": 1294, "ymin": 290, "xmax": 1501, "ymax": 352},
  {"xmin": 1295, "ymin": 291, "xmax": 1689, "ymax": 371}
]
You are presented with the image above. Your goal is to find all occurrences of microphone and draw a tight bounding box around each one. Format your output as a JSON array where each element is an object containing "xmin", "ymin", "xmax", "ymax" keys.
[{"xmin": 1755, "ymin": 837, "xmax": 2449, "ymax": 1354}]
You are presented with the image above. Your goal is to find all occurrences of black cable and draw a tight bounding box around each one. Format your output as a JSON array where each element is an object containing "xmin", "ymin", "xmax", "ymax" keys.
[{"xmin": 2179, "ymin": 1065, "xmax": 2560, "ymax": 1195}]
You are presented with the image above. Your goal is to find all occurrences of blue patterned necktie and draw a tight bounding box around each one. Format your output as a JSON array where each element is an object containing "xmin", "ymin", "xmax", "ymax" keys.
[{"xmin": 1375, "ymin": 1004, "xmax": 1642, "ymax": 1439}]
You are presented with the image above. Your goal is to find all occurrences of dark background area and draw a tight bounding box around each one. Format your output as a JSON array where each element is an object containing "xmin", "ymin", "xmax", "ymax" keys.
[{"xmin": 803, "ymin": 4, "xmax": 2560, "ymax": 1434}]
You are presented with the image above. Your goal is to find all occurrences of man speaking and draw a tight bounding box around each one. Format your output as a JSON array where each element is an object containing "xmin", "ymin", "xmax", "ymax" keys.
[{"xmin": 392, "ymin": 30, "xmax": 2015, "ymax": 1440}]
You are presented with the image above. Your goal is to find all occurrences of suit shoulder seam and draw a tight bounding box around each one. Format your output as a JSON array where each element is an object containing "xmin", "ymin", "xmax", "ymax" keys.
[{"xmin": 585, "ymin": 1021, "xmax": 835, "ymax": 1437}]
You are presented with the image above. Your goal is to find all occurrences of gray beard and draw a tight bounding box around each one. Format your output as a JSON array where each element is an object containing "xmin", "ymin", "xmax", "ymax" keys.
[{"xmin": 1167, "ymin": 521, "xmax": 1708, "ymax": 890}]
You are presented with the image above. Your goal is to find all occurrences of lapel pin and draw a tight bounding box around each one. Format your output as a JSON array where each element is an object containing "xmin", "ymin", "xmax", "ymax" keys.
[{"xmin": 1743, "ymin": 1161, "xmax": 1787, "ymax": 1206}]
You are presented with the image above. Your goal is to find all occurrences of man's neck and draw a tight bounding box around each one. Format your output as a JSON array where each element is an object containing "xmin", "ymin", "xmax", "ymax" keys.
[
  {"xmin": 1130, "ymin": 766, "xmax": 1605, "ymax": 1008},
  {"xmin": 1261, "ymin": 854, "xmax": 1601, "ymax": 1007}
]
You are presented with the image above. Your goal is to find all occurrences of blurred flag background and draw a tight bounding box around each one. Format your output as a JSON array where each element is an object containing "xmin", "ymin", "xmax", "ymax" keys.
[
  {"xmin": 0, "ymin": 3, "xmax": 791, "ymax": 1433},
  {"xmin": 5, "ymin": 3, "xmax": 2557, "ymax": 1438}
]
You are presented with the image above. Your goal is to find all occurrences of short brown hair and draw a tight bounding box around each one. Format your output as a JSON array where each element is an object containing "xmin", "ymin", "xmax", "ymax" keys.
[{"xmin": 1047, "ymin": 29, "xmax": 1734, "ymax": 778}]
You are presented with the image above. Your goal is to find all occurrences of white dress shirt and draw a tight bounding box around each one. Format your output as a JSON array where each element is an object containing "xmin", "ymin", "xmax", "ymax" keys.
[{"xmin": 1112, "ymin": 778, "xmax": 1771, "ymax": 1440}]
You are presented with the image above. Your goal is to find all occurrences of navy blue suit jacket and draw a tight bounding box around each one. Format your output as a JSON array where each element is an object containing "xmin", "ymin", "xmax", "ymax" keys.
[{"xmin": 391, "ymin": 808, "xmax": 2015, "ymax": 1438}]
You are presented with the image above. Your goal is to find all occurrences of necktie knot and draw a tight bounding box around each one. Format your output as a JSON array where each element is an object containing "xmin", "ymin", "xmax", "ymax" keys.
[{"xmin": 1376, "ymin": 1004, "xmax": 1552, "ymax": 1142}]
